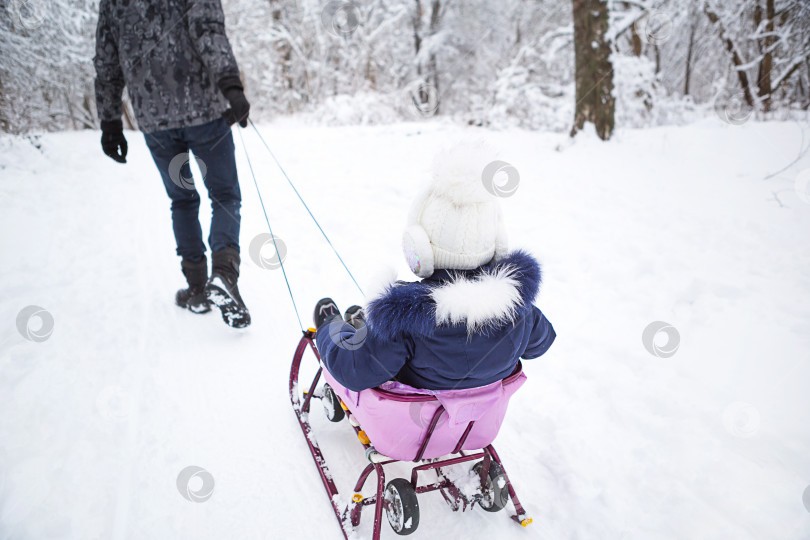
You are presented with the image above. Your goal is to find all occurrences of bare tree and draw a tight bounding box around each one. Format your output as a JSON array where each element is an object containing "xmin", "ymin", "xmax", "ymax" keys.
[
  {"xmin": 571, "ymin": 0, "xmax": 615, "ymax": 140},
  {"xmin": 2, "ymin": 0, "xmax": 808, "ymax": 134},
  {"xmin": 704, "ymin": 3, "xmax": 756, "ymax": 107},
  {"xmin": 754, "ymin": 0, "xmax": 775, "ymax": 110},
  {"xmin": 412, "ymin": 0, "xmax": 442, "ymax": 115},
  {"xmin": 684, "ymin": 10, "xmax": 698, "ymax": 96},
  {"xmin": 704, "ymin": 0, "xmax": 810, "ymax": 112}
]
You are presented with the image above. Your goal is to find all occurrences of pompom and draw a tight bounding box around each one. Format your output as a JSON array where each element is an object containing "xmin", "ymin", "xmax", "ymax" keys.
[{"xmin": 429, "ymin": 139, "xmax": 500, "ymax": 206}]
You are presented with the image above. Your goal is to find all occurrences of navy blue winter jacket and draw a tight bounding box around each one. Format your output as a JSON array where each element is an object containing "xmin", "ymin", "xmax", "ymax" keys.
[{"xmin": 315, "ymin": 251, "xmax": 555, "ymax": 391}]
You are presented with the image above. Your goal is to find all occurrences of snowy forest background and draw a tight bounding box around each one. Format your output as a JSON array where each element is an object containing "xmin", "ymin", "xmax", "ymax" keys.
[
  {"xmin": 1, "ymin": 0, "xmax": 809, "ymax": 135},
  {"xmin": 3, "ymin": 2, "xmax": 810, "ymax": 539}
]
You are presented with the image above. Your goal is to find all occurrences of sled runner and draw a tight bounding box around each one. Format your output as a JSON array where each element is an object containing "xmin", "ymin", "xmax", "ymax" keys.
[{"xmin": 290, "ymin": 329, "xmax": 534, "ymax": 539}]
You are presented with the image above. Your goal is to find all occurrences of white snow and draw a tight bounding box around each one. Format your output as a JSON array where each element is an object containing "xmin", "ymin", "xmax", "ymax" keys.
[{"xmin": 1, "ymin": 118, "xmax": 810, "ymax": 539}]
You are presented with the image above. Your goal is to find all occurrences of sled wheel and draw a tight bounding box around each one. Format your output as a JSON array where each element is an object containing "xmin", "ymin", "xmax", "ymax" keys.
[
  {"xmin": 322, "ymin": 384, "xmax": 345, "ymax": 423},
  {"xmin": 384, "ymin": 478, "xmax": 420, "ymax": 535},
  {"xmin": 473, "ymin": 461, "xmax": 509, "ymax": 512}
]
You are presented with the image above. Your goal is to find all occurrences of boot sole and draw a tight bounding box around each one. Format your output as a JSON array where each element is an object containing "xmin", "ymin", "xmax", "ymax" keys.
[
  {"xmin": 206, "ymin": 277, "xmax": 251, "ymax": 329},
  {"xmin": 175, "ymin": 293, "xmax": 212, "ymax": 314},
  {"xmin": 177, "ymin": 301, "xmax": 212, "ymax": 314}
]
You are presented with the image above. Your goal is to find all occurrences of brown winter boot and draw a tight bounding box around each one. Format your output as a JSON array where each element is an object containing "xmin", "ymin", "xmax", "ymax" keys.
[
  {"xmin": 176, "ymin": 256, "xmax": 211, "ymax": 314},
  {"xmin": 205, "ymin": 247, "xmax": 251, "ymax": 328}
]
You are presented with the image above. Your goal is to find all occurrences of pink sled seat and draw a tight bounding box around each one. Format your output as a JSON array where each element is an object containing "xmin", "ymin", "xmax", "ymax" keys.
[{"xmin": 322, "ymin": 364, "xmax": 527, "ymax": 461}]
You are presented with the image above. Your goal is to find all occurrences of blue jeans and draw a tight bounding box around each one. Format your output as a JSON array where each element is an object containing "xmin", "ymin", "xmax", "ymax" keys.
[{"xmin": 144, "ymin": 118, "xmax": 241, "ymax": 261}]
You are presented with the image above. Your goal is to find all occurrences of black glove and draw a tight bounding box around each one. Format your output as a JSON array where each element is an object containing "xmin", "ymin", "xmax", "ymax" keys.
[
  {"xmin": 314, "ymin": 298, "xmax": 341, "ymax": 330},
  {"xmin": 218, "ymin": 76, "xmax": 250, "ymax": 128},
  {"xmin": 100, "ymin": 120, "xmax": 127, "ymax": 163},
  {"xmin": 344, "ymin": 305, "xmax": 365, "ymax": 330}
]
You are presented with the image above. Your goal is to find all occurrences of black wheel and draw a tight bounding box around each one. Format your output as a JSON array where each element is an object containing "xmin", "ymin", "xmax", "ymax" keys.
[
  {"xmin": 322, "ymin": 384, "xmax": 344, "ymax": 422},
  {"xmin": 473, "ymin": 461, "xmax": 509, "ymax": 512},
  {"xmin": 384, "ymin": 478, "xmax": 420, "ymax": 535}
]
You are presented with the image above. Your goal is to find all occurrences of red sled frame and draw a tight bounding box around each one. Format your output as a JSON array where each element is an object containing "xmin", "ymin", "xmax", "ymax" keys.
[{"xmin": 289, "ymin": 329, "xmax": 533, "ymax": 539}]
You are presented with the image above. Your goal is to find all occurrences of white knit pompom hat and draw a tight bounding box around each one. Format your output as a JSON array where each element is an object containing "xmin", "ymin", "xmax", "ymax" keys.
[{"xmin": 402, "ymin": 140, "xmax": 509, "ymax": 278}]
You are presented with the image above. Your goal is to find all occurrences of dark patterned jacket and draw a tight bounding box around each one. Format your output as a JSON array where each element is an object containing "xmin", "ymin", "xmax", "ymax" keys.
[{"xmin": 94, "ymin": 0, "xmax": 240, "ymax": 133}]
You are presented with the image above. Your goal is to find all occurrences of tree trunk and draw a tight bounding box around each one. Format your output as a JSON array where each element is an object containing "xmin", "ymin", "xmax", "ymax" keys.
[
  {"xmin": 704, "ymin": 4, "xmax": 755, "ymax": 108},
  {"xmin": 571, "ymin": 0, "xmax": 615, "ymax": 140},
  {"xmin": 413, "ymin": 0, "xmax": 422, "ymax": 59},
  {"xmin": 271, "ymin": 2, "xmax": 293, "ymax": 93},
  {"xmin": 412, "ymin": 0, "xmax": 440, "ymax": 115},
  {"xmin": 426, "ymin": 0, "xmax": 440, "ymax": 113},
  {"xmin": 83, "ymin": 92, "xmax": 95, "ymax": 130},
  {"xmin": 0, "ymin": 76, "xmax": 9, "ymax": 133},
  {"xmin": 64, "ymin": 89, "xmax": 77, "ymax": 130},
  {"xmin": 684, "ymin": 19, "xmax": 696, "ymax": 96},
  {"xmin": 122, "ymin": 96, "xmax": 136, "ymax": 131},
  {"xmin": 756, "ymin": 0, "xmax": 775, "ymax": 111},
  {"xmin": 630, "ymin": 22, "xmax": 642, "ymax": 57}
]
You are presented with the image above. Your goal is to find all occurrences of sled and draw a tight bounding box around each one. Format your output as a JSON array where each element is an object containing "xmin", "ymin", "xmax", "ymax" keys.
[{"xmin": 289, "ymin": 328, "xmax": 534, "ymax": 539}]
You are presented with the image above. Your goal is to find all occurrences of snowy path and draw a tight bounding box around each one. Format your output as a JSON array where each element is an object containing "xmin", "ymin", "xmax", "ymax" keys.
[{"xmin": 1, "ymin": 119, "xmax": 810, "ymax": 539}]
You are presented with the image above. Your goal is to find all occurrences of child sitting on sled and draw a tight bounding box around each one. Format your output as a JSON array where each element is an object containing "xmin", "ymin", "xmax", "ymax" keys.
[{"xmin": 312, "ymin": 143, "xmax": 555, "ymax": 392}]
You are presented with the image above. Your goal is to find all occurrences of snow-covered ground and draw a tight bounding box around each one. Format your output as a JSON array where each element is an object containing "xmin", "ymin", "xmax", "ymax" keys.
[{"xmin": 1, "ymin": 118, "xmax": 810, "ymax": 540}]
